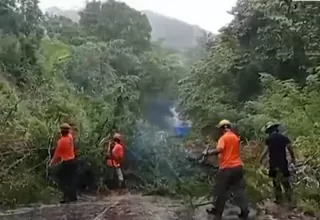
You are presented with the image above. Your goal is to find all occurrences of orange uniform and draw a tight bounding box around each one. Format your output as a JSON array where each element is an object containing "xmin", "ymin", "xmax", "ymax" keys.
[
  {"xmin": 107, "ymin": 143, "xmax": 124, "ymax": 168},
  {"xmin": 51, "ymin": 135, "xmax": 75, "ymax": 165},
  {"xmin": 217, "ymin": 131, "xmax": 242, "ymax": 169}
]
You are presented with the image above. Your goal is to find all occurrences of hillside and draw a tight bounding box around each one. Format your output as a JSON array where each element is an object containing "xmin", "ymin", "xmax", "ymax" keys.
[
  {"xmin": 2, "ymin": 0, "xmax": 320, "ymax": 218},
  {"xmin": 0, "ymin": 0, "xmax": 189, "ymax": 207},
  {"xmin": 45, "ymin": 6, "xmax": 80, "ymax": 23},
  {"xmin": 45, "ymin": 7, "xmax": 206, "ymax": 50},
  {"xmin": 142, "ymin": 10, "xmax": 205, "ymax": 50}
]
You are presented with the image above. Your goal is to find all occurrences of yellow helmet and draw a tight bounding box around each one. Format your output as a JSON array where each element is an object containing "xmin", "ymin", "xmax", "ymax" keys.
[{"xmin": 217, "ymin": 119, "xmax": 231, "ymax": 128}]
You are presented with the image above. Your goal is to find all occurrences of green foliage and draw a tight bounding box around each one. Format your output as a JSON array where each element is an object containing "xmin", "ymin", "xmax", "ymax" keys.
[
  {"xmin": 43, "ymin": 14, "xmax": 80, "ymax": 44},
  {"xmin": 0, "ymin": 0, "xmax": 188, "ymax": 207},
  {"xmin": 79, "ymin": 0, "xmax": 152, "ymax": 53},
  {"xmin": 45, "ymin": 6, "xmax": 206, "ymax": 52},
  {"xmin": 178, "ymin": 0, "xmax": 320, "ymax": 211},
  {"xmin": 5, "ymin": 0, "xmax": 320, "ymax": 214},
  {"xmin": 142, "ymin": 10, "xmax": 206, "ymax": 51},
  {"xmin": 128, "ymin": 122, "xmax": 212, "ymax": 200}
]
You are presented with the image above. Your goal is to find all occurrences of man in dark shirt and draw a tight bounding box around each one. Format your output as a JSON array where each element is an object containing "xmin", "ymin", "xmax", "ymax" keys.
[{"xmin": 259, "ymin": 122, "xmax": 296, "ymax": 205}]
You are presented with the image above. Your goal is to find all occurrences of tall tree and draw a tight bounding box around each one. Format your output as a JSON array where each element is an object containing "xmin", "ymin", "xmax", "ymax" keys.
[{"xmin": 79, "ymin": 0, "xmax": 152, "ymax": 53}]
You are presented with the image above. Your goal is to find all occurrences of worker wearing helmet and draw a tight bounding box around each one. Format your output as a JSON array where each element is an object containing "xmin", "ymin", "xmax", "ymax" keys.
[
  {"xmin": 49, "ymin": 123, "xmax": 78, "ymax": 203},
  {"xmin": 203, "ymin": 119, "xmax": 249, "ymax": 220},
  {"xmin": 259, "ymin": 122, "xmax": 295, "ymax": 205},
  {"xmin": 105, "ymin": 132, "xmax": 125, "ymax": 188},
  {"xmin": 56, "ymin": 122, "xmax": 77, "ymax": 152}
]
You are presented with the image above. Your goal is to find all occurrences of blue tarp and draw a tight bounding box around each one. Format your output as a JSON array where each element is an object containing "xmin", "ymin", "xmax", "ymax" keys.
[{"xmin": 174, "ymin": 125, "xmax": 191, "ymax": 137}]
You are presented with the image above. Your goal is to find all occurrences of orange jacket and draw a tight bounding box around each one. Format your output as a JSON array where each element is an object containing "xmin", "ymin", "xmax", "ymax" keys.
[
  {"xmin": 106, "ymin": 143, "xmax": 124, "ymax": 168},
  {"xmin": 217, "ymin": 131, "xmax": 242, "ymax": 169},
  {"xmin": 51, "ymin": 135, "xmax": 75, "ymax": 165}
]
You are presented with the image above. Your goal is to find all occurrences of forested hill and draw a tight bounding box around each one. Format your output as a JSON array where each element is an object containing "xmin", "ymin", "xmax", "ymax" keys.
[
  {"xmin": 2, "ymin": 0, "xmax": 320, "ymax": 217},
  {"xmin": 45, "ymin": 6, "xmax": 206, "ymax": 50},
  {"xmin": 142, "ymin": 10, "xmax": 205, "ymax": 49},
  {"xmin": 45, "ymin": 7, "xmax": 80, "ymax": 23},
  {"xmin": 0, "ymin": 0, "xmax": 189, "ymax": 206}
]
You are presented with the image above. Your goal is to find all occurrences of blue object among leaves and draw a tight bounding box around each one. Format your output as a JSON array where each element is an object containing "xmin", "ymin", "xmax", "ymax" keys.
[{"xmin": 174, "ymin": 125, "xmax": 191, "ymax": 137}]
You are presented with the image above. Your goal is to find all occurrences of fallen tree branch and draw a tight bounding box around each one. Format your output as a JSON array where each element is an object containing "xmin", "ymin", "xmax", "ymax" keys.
[
  {"xmin": 92, "ymin": 200, "xmax": 121, "ymax": 220},
  {"xmin": 46, "ymin": 118, "xmax": 59, "ymax": 180},
  {"xmin": 0, "ymin": 146, "xmax": 47, "ymax": 156},
  {"xmin": 193, "ymin": 201, "xmax": 212, "ymax": 208},
  {"xmin": 0, "ymin": 153, "xmax": 30, "ymax": 182}
]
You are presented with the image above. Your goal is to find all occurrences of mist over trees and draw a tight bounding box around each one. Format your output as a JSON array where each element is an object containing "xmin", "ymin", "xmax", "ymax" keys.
[{"xmin": 0, "ymin": 0, "xmax": 320, "ymax": 215}]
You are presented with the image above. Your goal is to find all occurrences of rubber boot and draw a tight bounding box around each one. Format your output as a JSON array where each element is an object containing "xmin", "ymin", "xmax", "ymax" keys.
[
  {"xmin": 273, "ymin": 179, "xmax": 283, "ymax": 204},
  {"xmin": 238, "ymin": 209, "xmax": 249, "ymax": 220},
  {"xmin": 206, "ymin": 209, "xmax": 222, "ymax": 220},
  {"xmin": 117, "ymin": 179, "xmax": 122, "ymax": 188},
  {"xmin": 60, "ymin": 197, "xmax": 71, "ymax": 204},
  {"xmin": 206, "ymin": 207, "xmax": 216, "ymax": 215},
  {"xmin": 60, "ymin": 191, "xmax": 70, "ymax": 204},
  {"xmin": 282, "ymin": 178, "xmax": 295, "ymax": 208},
  {"xmin": 59, "ymin": 199, "xmax": 68, "ymax": 204}
]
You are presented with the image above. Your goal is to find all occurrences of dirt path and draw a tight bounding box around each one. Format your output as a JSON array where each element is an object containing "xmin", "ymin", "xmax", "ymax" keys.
[
  {"xmin": 0, "ymin": 194, "xmax": 186, "ymax": 220},
  {"xmin": 0, "ymin": 194, "xmax": 317, "ymax": 220}
]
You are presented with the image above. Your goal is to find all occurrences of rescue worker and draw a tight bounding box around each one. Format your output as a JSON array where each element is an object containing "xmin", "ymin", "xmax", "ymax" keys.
[
  {"xmin": 49, "ymin": 123, "xmax": 78, "ymax": 203},
  {"xmin": 203, "ymin": 119, "xmax": 249, "ymax": 220},
  {"xmin": 259, "ymin": 122, "xmax": 296, "ymax": 205},
  {"xmin": 105, "ymin": 132, "xmax": 125, "ymax": 189}
]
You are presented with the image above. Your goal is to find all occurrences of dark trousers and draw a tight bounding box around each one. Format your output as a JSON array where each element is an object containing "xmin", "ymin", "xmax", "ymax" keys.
[
  {"xmin": 57, "ymin": 159, "xmax": 78, "ymax": 201},
  {"xmin": 104, "ymin": 166, "xmax": 124, "ymax": 189},
  {"xmin": 213, "ymin": 166, "xmax": 249, "ymax": 217},
  {"xmin": 269, "ymin": 165, "xmax": 292, "ymax": 202}
]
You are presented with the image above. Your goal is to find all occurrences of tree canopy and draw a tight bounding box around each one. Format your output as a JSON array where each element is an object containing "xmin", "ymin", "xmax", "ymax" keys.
[
  {"xmin": 0, "ymin": 0, "xmax": 186, "ymax": 206},
  {"xmin": 178, "ymin": 0, "xmax": 320, "ymax": 211},
  {"xmin": 1, "ymin": 0, "xmax": 320, "ymax": 215}
]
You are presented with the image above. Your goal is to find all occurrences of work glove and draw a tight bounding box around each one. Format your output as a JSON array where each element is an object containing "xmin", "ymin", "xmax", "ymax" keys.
[{"xmin": 202, "ymin": 150, "xmax": 208, "ymax": 156}]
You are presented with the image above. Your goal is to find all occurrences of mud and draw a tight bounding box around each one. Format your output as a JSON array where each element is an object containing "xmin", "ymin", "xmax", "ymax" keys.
[
  {"xmin": 0, "ymin": 193, "xmax": 317, "ymax": 220},
  {"xmin": 0, "ymin": 194, "xmax": 185, "ymax": 220}
]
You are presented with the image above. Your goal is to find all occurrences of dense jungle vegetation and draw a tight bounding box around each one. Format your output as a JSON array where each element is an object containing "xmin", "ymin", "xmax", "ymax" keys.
[
  {"xmin": 0, "ymin": 0, "xmax": 320, "ymax": 215},
  {"xmin": 45, "ymin": 6, "xmax": 205, "ymax": 51},
  {"xmin": 0, "ymin": 0, "xmax": 187, "ymax": 206},
  {"xmin": 179, "ymin": 0, "xmax": 320, "ymax": 213}
]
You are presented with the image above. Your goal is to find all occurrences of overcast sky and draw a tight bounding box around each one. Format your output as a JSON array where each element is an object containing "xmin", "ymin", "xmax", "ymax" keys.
[{"xmin": 39, "ymin": 0, "xmax": 237, "ymax": 33}]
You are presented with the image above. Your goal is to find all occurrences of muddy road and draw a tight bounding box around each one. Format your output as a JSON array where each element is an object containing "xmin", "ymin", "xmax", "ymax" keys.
[{"xmin": 0, "ymin": 193, "xmax": 317, "ymax": 220}]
